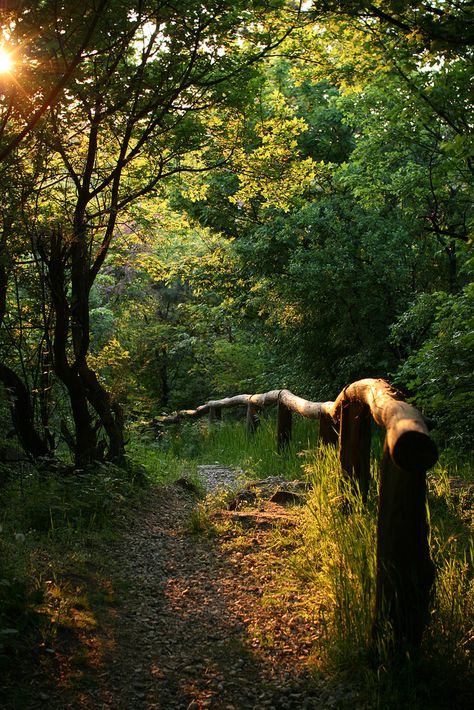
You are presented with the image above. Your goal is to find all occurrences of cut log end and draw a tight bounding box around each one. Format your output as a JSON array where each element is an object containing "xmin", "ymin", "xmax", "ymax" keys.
[{"xmin": 392, "ymin": 430, "xmax": 438, "ymax": 472}]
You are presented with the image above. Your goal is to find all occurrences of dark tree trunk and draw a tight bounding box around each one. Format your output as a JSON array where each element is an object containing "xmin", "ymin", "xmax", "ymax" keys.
[
  {"xmin": 0, "ymin": 363, "xmax": 50, "ymax": 459},
  {"xmin": 40, "ymin": 230, "xmax": 101, "ymax": 467},
  {"xmin": 37, "ymin": 226, "xmax": 126, "ymax": 466},
  {"xmin": 339, "ymin": 399, "xmax": 372, "ymax": 500},
  {"xmin": 373, "ymin": 442, "xmax": 435, "ymax": 649},
  {"xmin": 67, "ymin": 371, "xmax": 101, "ymax": 466},
  {"xmin": 79, "ymin": 363, "xmax": 125, "ymax": 464},
  {"xmin": 277, "ymin": 400, "xmax": 292, "ymax": 452},
  {"xmin": 318, "ymin": 411, "xmax": 339, "ymax": 447},
  {"xmin": 70, "ymin": 225, "xmax": 125, "ymax": 464}
]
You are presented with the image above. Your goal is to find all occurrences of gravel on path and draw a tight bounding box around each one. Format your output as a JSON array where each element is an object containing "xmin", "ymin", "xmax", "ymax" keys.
[{"xmin": 24, "ymin": 467, "xmax": 350, "ymax": 710}]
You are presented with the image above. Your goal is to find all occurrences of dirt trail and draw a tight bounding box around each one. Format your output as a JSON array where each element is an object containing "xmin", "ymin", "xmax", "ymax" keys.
[{"xmin": 24, "ymin": 472, "xmax": 350, "ymax": 710}]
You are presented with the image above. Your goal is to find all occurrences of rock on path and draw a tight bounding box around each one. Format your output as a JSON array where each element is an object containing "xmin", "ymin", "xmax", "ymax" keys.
[{"xmin": 196, "ymin": 464, "xmax": 247, "ymax": 494}]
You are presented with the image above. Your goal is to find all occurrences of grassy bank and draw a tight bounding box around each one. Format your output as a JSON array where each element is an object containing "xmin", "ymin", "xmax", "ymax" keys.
[
  {"xmin": 0, "ymin": 460, "xmax": 145, "ymax": 705},
  {"xmin": 129, "ymin": 413, "xmax": 319, "ymax": 483},
  {"xmin": 145, "ymin": 416, "xmax": 473, "ymax": 708},
  {"xmin": 0, "ymin": 415, "xmax": 472, "ymax": 708}
]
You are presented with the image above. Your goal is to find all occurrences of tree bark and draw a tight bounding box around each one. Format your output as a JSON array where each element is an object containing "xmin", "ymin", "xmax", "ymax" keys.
[
  {"xmin": 373, "ymin": 441, "xmax": 435, "ymax": 649},
  {"xmin": 40, "ymin": 230, "xmax": 101, "ymax": 466},
  {"xmin": 79, "ymin": 363, "xmax": 125, "ymax": 464},
  {"xmin": 339, "ymin": 399, "xmax": 372, "ymax": 500},
  {"xmin": 277, "ymin": 399, "xmax": 292, "ymax": 452},
  {"xmin": 0, "ymin": 363, "xmax": 50, "ymax": 459},
  {"xmin": 37, "ymin": 228, "xmax": 126, "ymax": 466},
  {"xmin": 330, "ymin": 379, "xmax": 438, "ymax": 472}
]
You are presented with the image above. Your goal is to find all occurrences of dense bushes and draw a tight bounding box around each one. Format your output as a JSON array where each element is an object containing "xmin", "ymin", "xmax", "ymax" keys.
[{"xmin": 391, "ymin": 283, "xmax": 474, "ymax": 450}]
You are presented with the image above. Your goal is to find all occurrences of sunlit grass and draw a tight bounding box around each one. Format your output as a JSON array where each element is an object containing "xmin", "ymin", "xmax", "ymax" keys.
[
  {"xmin": 154, "ymin": 417, "xmax": 473, "ymax": 707},
  {"xmin": 134, "ymin": 413, "xmax": 319, "ymax": 483}
]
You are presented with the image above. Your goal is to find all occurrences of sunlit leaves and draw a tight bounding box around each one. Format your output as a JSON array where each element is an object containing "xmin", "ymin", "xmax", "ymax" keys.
[{"xmin": 219, "ymin": 90, "xmax": 318, "ymax": 212}]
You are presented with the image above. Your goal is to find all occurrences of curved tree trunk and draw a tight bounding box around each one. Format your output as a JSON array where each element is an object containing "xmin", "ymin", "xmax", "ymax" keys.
[
  {"xmin": 0, "ymin": 363, "xmax": 50, "ymax": 459},
  {"xmin": 0, "ymin": 224, "xmax": 50, "ymax": 460},
  {"xmin": 39, "ymin": 229, "xmax": 118, "ymax": 467},
  {"xmin": 79, "ymin": 363, "xmax": 125, "ymax": 464}
]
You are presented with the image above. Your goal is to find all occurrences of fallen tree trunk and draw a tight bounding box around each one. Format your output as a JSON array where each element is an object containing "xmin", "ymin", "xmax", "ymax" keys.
[{"xmin": 160, "ymin": 389, "xmax": 334, "ymax": 422}]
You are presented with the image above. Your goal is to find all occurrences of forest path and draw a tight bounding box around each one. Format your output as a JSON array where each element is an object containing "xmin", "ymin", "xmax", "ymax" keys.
[{"xmin": 27, "ymin": 469, "xmax": 348, "ymax": 710}]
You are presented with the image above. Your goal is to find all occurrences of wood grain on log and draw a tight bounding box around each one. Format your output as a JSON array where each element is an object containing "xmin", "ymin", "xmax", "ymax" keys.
[
  {"xmin": 373, "ymin": 442, "xmax": 435, "ymax": 648},
  {"xmin": 339, "ymin": 400, "xmax": 372, "ymax": 500},
  {"xmin": 330, "ymin": 379, "xmax": 438, "ymax": 473}
]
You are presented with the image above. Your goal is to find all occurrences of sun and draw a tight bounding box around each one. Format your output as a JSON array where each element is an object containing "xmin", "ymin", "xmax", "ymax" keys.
[{"xmin": 0, "ymin": 48, "xmax": 13, "ymax": 73}]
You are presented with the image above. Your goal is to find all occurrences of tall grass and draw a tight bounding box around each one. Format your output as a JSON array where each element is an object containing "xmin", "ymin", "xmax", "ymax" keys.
[
  {"xmin": 297, "ymin": 447, "xmax": 473, "ymax": 709},
  {"xmin": 296, "ymin": 445, "xmax": 379, "ymax": 666},
  {"xmin": 149, "ymin": 416, "xmax": 473, "ymax": 707},
  {"xmin": 133, "ymin": 412, "xmax": 319, "ymax": 483}
]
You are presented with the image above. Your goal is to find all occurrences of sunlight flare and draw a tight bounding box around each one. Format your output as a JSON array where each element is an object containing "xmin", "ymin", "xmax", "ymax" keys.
[{"xmin": 0, "ymin": 47, "xmax": 13, "ymax": 73}]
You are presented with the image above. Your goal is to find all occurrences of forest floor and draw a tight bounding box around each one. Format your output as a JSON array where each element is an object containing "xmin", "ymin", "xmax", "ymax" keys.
[{"xmin": 11, "ymin": 467, "xmax": 356, "ymax": 710}]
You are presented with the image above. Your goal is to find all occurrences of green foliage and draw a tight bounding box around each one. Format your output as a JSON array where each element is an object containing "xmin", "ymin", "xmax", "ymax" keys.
[
  {"xmin": 1, "ymin": 0, "xmax": 472, "ymax": 458},
  {"xmin": 0, "ymin": 0, "xmax": 295, "ymax": 463},
  {"xmin": 391, "ymin": 282, "xmax": 474, "ymax": 448},
  {"xmin": 84, "ymin": 199, "xmax": 273, "ymax": 416},
  {"xmin": 0, "ymin": 464, "xmax": 143, "ymax": 542},
  {"xmin": 170, "ymin": 41, "xmax": 471, "ymax": 405},
  {"xmin": 0, "ymin": 456, "xmax": 151, "ymax": 678}
]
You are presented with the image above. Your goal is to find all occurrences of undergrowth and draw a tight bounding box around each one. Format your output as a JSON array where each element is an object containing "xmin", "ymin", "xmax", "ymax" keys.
[
  {"xmin": 0, "ymin": 413, "xmax": 472, "ymax": 709},
  {"xmin": 0, "ymin": 459, "xmax": 145, "ymax": 693},
  {"xmin": 131, "ymin": 413, "xmax": 318, "ymax": 483},
  {"xmin": 147, "ymin": 416, "xmax": 473, "ymax": 709}
]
